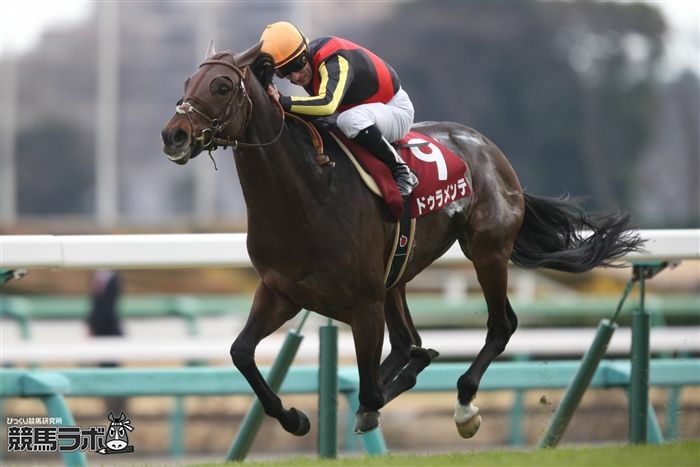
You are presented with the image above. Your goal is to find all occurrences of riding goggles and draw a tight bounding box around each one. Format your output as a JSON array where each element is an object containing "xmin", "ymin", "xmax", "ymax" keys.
[{"xmin": 276, "ymin": 52, "xmax": 309, "ymax": 78}]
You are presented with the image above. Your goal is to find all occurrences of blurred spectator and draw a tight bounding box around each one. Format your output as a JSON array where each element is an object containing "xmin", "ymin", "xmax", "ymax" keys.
[
  {"xmin": 88, "ymin": 269, "xmax": 123, "ymax": 337},
  {"xmin": 87, "ymin": 269, "xmax": 127, "ymax": 414}
]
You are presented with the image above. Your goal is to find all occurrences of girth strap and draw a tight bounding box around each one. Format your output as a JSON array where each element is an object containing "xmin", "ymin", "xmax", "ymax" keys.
[{"xmin": 384, "ymin": 199, "xmax": 416, "ymax": 289}]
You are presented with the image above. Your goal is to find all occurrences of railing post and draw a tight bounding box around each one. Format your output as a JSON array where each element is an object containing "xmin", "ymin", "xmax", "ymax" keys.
[
  {"xmin": 627, "ymin": 262, "xmax": 670, "ymax": 444},
  {"xmin": 646, "ymin": 402, "xmax": 664, "ymax": 444},
  {"xmin": 629, "ymin": 268, "xmax": 650, "ymax": 443},
  {"xmin": 42, "ymin": 394, "xmax": 87, "ymax": 467},
  {"xmin": 169, "ymin": 396, "xmax": 187, "ymax": 457},
  {"xmin": 170, "ymin": 298, "xmax": 202, "ymax": 458},
  {"xmin": 508, "ymin": 354, "xmax": 529, "ymax": 446},
  {"xmin": 22, "ymin": 373, "xmax": 87, "ymax": 467},
  {"xmin": 539, "ymin": 319, "xmax": 617, "ymax": 447},
  {"xmin": 341, "ymin": 393, "xmax": 359, "ymax": 452},
  {"xmin": 318, "ymin": 319, "xmax": 338, "ymax": 458},
  {"xmin": 664, "ymin": 386, "xmax": 682, "ymax": 439}
]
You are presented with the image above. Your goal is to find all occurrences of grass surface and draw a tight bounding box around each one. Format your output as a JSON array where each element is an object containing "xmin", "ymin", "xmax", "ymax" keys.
[{"xmin": 212, "ymin": 441, "xmax": 700, "ymax": 466}]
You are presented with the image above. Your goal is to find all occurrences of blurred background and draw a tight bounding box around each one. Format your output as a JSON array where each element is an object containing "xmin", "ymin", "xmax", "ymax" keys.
[
  {"xmin": 1, "ymin": 1, "xmax": 699, "ymax": 462},
  {"xmin": 0, "ymin": 1, "xmax": 698, "ymax": 233}
]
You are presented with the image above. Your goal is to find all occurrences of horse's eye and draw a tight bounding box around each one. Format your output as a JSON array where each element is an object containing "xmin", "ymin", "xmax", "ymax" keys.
[{"xmin": 209, "ymin": 77, "xmax": 233, "ymax": 96}]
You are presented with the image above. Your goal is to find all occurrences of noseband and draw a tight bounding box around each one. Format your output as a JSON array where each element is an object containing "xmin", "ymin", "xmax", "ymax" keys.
[{"xmin": 175, "ymin": 58, "xmax": 285, "ymax": 153}]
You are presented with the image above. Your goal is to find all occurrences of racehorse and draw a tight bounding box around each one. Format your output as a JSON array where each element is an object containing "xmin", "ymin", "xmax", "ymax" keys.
[{"xmin": 161, "ymin": 42, "xmax": 642, "ymax": 438}]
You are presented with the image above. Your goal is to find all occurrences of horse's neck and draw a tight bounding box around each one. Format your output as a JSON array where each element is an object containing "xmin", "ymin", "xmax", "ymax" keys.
[{"xmin": 233, "ymin": 94, "xmax": 329, "ymax": 227}]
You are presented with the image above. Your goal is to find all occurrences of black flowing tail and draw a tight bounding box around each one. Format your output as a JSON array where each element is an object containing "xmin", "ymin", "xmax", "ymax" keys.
[{"xmin": 510, "ymin": 194, "xmax": 644, "ymax": 273}]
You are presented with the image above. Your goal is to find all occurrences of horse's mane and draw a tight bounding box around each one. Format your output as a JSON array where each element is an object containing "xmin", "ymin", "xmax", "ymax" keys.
[{"xmin": 251, "ymin": 53, "xmax": 275, "ymax": 89}]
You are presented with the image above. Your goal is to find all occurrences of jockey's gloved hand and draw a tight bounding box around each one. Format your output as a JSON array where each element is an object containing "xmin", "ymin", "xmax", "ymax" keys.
[
  {"xmin": 314, "ymin": 115, "xmax": 338, "ymax": 130},
  {"xmin": 266, "ymin": 84, "xmax": 281, "ymax": 103}
]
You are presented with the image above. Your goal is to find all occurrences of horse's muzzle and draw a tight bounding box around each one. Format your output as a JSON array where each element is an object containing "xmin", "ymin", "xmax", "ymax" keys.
[{"xmin": 161, "ymin": 126, "xmax": 193, "ymax": 164}]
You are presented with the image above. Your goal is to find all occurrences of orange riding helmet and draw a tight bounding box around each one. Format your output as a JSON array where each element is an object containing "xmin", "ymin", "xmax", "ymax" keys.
[{"xmin": 260, "ymin": 21, "xmax": 310, "ymax": 77}]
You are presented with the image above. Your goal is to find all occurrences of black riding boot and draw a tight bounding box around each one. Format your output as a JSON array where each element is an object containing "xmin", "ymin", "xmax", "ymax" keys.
[{"xmin": 352, "ymin": 125, "xmax": 419, "ymax": 198}]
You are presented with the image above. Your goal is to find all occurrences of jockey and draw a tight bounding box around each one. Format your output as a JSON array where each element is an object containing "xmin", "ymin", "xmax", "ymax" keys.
[{"xmin": 260, "ymin": 21, "xmax": 418, "ymax": 198}]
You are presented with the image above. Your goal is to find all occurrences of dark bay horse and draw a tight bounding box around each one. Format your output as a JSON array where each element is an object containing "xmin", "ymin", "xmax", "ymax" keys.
[{"xmin": 161, "ymin": 42, "xmax": 642, "ymax": 438}]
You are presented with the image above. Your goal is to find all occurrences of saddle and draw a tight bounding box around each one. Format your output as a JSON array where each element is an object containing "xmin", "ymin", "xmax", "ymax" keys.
[
  {"xmin": 329, "ymin": 131, "xmax": 472, "ymax": 220},
  {"xmin": 286, "ymin": 115, "xmax": 471, "ymax": 218}
]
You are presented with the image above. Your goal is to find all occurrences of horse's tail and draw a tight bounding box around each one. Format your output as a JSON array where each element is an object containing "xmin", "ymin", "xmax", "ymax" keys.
[{"xmin": 510, "ymin": 193, "xmax": 644, "ymax": 273}]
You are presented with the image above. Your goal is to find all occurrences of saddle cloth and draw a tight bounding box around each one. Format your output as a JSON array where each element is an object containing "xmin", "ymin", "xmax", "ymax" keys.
[{"xmin": 330, "ymin": 131, "xmax": 472, "ymax": 219}]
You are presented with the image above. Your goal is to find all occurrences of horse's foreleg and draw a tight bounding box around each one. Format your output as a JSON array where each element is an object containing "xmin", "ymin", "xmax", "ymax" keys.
[
  {"xmin": 455, "ymin": 249, "xmax": 518, "ymax": 438},
  {"xmin": 229, "ymin": 283, "xmax": 308, "ymax": 436},
  {"xmin": 352, "ymin": 302, "xmax": 386, "ymax": 434}
]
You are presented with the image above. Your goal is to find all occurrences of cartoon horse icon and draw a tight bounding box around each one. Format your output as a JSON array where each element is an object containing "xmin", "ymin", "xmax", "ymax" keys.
[{"xmin": 98, "ymin": 411, "xmax": 134, "ymax": 455}]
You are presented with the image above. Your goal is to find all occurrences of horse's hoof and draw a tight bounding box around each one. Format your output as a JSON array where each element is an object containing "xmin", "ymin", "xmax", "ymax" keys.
[
  {"xmin": 456, "ymin": 413, "xmax": 481, "ymax": 438},
  {"xmin": 454, "ymin": 400, "xmax": 481, "ymax": 439},
  {"xmin": 284, "ymin": 408, "xmax": 310, "ymax": 436},
  {"xmin": 411, "ymin": 346, "xmax": 440, "ymax": 362},
  {"xmin": 353, "ymin": 410, "xmax": 380, "ymax": 434}
]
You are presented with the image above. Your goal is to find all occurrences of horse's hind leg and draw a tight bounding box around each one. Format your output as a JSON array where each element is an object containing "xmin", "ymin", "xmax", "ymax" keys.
[
  {"xmin": 454, "ymin": 231, "xmax": 518, "ymax": 438},
  {"xmin": 380, "ymin": 285, "xmax": 418, "ymax": 385},
  {"xmin": 229, "ymin": 283, "xmax": 308, "ymax": 435},
  {"xmin": 381, "ymin": 286, "xmax": 439, "ymax": 403}
]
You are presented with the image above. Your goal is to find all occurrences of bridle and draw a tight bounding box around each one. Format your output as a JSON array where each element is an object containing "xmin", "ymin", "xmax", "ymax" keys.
[{"xmin": 175, "ymin": 57, "xmax": 285, "ymax": 154}]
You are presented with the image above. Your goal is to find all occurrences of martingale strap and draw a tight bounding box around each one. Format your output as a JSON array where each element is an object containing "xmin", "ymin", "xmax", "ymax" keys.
[
  {"xmin": 283, "ymin": 112, "xmax": 332, "ymax": 166},
  {"xmin": 384, "ymin": 200, "xmax": 416, "ymax": 289}
]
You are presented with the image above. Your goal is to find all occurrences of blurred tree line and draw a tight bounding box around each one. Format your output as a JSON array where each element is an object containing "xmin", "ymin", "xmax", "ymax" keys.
[{"xmin": 8, "ymin": 1, "xmax": 699, "ymax": 228}]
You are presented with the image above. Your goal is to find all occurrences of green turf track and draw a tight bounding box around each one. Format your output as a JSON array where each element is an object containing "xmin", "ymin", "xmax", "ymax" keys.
[{"xmin": 213, "ymin": 441, "xmax": 700, "ymax": 466}]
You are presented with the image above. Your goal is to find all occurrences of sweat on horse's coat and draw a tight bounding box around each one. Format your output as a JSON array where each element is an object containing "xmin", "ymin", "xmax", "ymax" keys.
[{"xmin": 161, "ymin": 41, "xmax": 643, "ymax": 439}]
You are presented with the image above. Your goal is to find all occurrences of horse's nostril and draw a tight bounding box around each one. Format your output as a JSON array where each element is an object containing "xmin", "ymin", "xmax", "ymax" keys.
[{"xmin": 170, "ymin": 128, "xmax": 189, "ymax": 146}]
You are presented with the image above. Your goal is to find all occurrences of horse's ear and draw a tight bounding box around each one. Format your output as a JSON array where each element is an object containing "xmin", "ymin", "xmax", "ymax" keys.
[
  {"xmin": 205, "ymin": 40, "xmax": 216, "ymax": 59},
  {"xmin": 234, "ymin": 41, "xmax": 264, "ymax": 68},
  {"xmin": 108, "ymin": 411, "xmax": 115, "ymax": 422}
]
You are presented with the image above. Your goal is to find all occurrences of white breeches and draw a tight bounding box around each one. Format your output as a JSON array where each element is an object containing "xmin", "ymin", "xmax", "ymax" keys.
[{"xmin": 336, "ymin": 87, "xmax": 415, "ymax": 142}]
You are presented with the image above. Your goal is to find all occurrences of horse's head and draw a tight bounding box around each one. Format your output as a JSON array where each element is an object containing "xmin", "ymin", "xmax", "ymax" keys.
[{"xmin": 161, "ymin": 41, "xmax": 263, "ymax": 165}]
